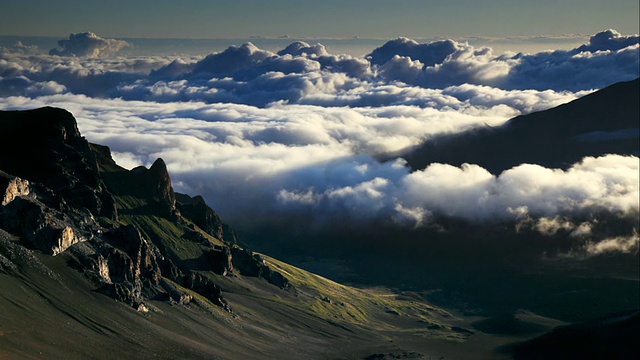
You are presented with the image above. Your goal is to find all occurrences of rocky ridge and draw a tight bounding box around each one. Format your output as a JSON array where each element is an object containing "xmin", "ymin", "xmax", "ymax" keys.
[{"xmin": 0, "ymin": 107, "xmax": 290, "ymax": 312}]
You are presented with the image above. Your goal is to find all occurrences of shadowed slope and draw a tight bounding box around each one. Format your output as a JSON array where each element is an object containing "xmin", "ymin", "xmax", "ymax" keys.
[{"xmin": 405, "ymin": 78, "xmax": 639, "ymax": 173}]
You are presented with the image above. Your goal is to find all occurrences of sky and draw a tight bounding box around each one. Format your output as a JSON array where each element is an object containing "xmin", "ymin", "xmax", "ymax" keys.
[{"xmin": 1, "ymin": 0, "xmax": 638, "ymax": 39}]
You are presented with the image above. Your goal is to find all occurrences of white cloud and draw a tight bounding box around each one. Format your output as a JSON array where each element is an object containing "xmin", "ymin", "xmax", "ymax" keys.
[
  {"xmin": 577, "ymin": 29, "xmax": 640, "ymax": 52},
  {"xmin": 369, "ymin": 29, "xmax": 639, "ymax": 91},
  {"xmin": 1, "ymin": 29, "xmax": 636, "ymax": 106},
  {"xmin": 49, "ymin": 32, "xmax": 131, "ymax": 57},
  {"xmin": 2, "ymin": 89, "xmax": 636, "ymax": 234},
  {"xmin": 367, "ymin": 38, "xmax": 461, "ymax": 66},
  {"xmin": 584, "ymin": 233, "xmax": 639, "ymax": 256}
]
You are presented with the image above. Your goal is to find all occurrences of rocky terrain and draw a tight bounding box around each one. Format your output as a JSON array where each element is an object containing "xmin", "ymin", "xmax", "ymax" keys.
[{"xmin": 0, "ymin": 107, "xmax": 292, "ymax": 311}]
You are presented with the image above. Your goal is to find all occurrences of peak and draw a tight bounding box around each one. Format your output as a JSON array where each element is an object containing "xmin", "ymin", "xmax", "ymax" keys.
[
  {"xmin": 0, "ymin": 107, "xmax": 116, "ymax": 218},
  {"xmin": 122, "ymin": 158, "xmax": 176, "ymax": 218},
  {"xmin": 0, "ymin": 107, "xmax": 82, "ymax": 142},
  {"xmin": 150, "ymin": 158, "xmax": 168, "ymax": 173}
]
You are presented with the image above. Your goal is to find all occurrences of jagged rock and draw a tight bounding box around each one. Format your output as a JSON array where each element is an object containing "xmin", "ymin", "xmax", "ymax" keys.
[
  {"xmin": 159, "ymin": 257, "xmax": 184, "ymax": 283},
  {"xmin": 160, "ymin": 278, "xmax": 193, "ymax": 305},
  {"xmin": 94, "ymin": 254, "xmax": 111, "ymax": 283},
  {"xmin": 81, "ymin": 225, "xmax": 166, "ymax": 307},
  {"xmin": 230, "ymin": 246, "xmax": 291, "ymax": 289},
  {"xmin": 0, "ymin": 107, "xmax": 117, "ymax": 219},
  {"xmin": 183, "ymin": 272, "xmax": 230, "ymax": 311},
  {"xmin": 103, "ymin": 158, "xmax": 177, "ymax": 219},
  {"xmin": 0, "ymin": 171, "xmax": 31, "ymax": 206},
  {"xmin": 102, "ymin": 225, "xmax": 162, "ymax": 291},
  {"xmin": 97, "ymin": 282, "xmax": 143, "ymax": 308},
  {"xmin": 0, "ymin": 229, "xmax": 59, "ymax": 279},
  {"xmin": 204, "ymin": 246, "xmax": 234, "ymax": 276},
  {"xmin": 127, "ymin": 158, "xmax": 177, "ymax": 218},
  {"xmin": 181, "ymin": 230, "xmax": 211, "ymax": 246},
  {"xmin": 221, "ymin": 224, "xmax": 239, "ymax": 244},
  {"xmin": 175, "ymin": 193, "xmax": 238, "ymax": 244},
  {"xmin": 148, "ymin": 158, "xmax": 177, "ymax": 216},
  {"xmin": 48, "ymin": 226, "xmax": 80, "ymax": 256},
  {"xmin": 230, "ymin": 246, "xmax": 262, "ymax": 277},
  {"xmin": 175, "ymin": 193, "xmax": 225, "ymax": 240},
  {"xmin": 0, "ymin": 196, "xmax": 85, "ymax": 255}
]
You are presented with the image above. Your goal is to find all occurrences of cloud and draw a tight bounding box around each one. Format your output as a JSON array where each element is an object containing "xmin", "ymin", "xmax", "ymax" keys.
[
  {"xmin": 0, "ymin": 30, "xmax": 638, "ymax": 256},
  {"xmin": 584, "ymin": 233, "xmax": 639, "ymax": 256},
  {"xmin": 370, "ymin": 29, "xmax": 639, "ymax": 91},
  {"xmin": 0, "ymin": 29, "xmax": 636, "ymax": 106},
  {"xmin": 111, "ymin": 29, "xmax": 635, "ymax": 106},
  {"xmin": 0, "ymin": 41, "xmax": 42, "ymax": 56},
  {"xmin": 278, "ymin": 41, "xmax": 328, "ymax": 57},
  {"xmin": 0, "ymin": 50, "xmax": 172, "ymax": 96},
  {"xmin": 192, "ymin": 42, "xmax": 273, "ymax": 77},
  {"xmin": 2, "ymin": 94, "xmax": 636, "ymax": 239},
  {"xmin": 576, "ymin": 29, "xmax": 640, "ymax": 53},
  {"xmin": 49, "ymin": 32, "xmax": 132, "ymax": 57},
  {"xmin": 366, "ymin": 38, "xmax": 461, "ymax": 66},
  {"xmin": 557, "ymin": 229, "xmax": 640, "ymax": 258}
]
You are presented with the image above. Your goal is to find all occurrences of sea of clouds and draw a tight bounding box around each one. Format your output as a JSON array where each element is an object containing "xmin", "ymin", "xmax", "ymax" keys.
[{"xmin": 1, "ymin": 30, "xmax": 638, "ymax": 255}]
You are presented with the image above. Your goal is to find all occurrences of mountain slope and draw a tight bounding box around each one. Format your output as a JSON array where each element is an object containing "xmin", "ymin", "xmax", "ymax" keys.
[
  {"xmin": 508, "ymin": 310, "xmax": 640, "ymax": 360},
  {"xmin": 405, "ymin": 78, "xmax": 639, "ymax": 173},
  {"xmin": 0, "ymin": 107, "xmax": 469, "ymax": 359}
]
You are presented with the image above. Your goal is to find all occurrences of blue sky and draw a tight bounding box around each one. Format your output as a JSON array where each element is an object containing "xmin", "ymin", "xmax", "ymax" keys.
[{"xmin": 1, "ymin": 0, "xmax": 638, "ymax": 39}]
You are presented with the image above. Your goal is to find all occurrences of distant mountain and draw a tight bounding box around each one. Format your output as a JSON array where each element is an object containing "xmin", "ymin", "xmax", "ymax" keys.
[
  {"xmin": 508, "ymin": 310, "xmax": 640, "ymax": 360},
  {"xmin": 405, "ymin": 78, "xmax": 639, "ymax": 173},
  {"xmin": 0, "ymin": 107, "xmax": 465, "ymax": 359}
]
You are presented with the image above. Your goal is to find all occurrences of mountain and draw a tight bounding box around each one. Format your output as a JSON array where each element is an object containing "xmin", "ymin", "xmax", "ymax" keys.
[
  {"xmin": 507, "ymin": 310, "xmax": 640, "ymax": 360},
  {"xmin": 404, "ymin": 78, "xmax": 639, "ymax": 173},
  {"xmin": 0, "ymin": 107, "xmax": 474, "ymax": 359}
]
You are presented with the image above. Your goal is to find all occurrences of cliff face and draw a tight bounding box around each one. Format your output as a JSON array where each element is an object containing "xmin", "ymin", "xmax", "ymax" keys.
[
  {"xmin": 175, "ymin": 193, "xmax": 236, "ymax": 243},
  {"xmin": 0, "ymin": 107, "xmax": 117, "ymax": 219},
  {"xmin": 0, "ymin": 107, "xmax": 289, "ymax": 311}
]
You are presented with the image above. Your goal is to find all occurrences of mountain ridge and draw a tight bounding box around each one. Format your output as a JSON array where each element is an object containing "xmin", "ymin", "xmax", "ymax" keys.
[{"xmin": 404, "ymin": 78, "xmax": 640, "ymax": 173}]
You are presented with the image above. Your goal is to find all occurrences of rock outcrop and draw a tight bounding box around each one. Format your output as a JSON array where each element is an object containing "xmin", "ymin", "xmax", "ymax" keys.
[
  {"xmin": 231, "ymin": 246, "xmax": 291, "ymax": 289},
  {"xmin": 0, "ymin": 171, "xmax": 30, "ymax": 206},
  {"xmin": 0, "ymin": 107, "xmax": 117, "ymax": 219},
  {"xmin": 0, "ymin": 192, "xmax": 88, "ymax": 255},
  {"xmin": 176, "ymin": 193, "xmax": 236, "ymax": 243},
  {"xmin": 101, "ymin": 158, "xmax": 177, "ymax": 219},
  {"xmin": 85, "ymin": 225, "xmax": 164, "ymax": 308}
]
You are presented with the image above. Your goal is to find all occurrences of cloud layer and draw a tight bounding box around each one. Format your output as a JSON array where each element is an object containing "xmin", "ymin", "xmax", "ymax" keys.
[
  {"xmin": 0, "ymin": 29, "xmax": 637, "ymax": 104},
  {"xmin": 1, "ymin": 95, "xmax": 636, "ymax": 241},
  {"xmin": 1, "ymin": 30, "xmax": 638, "ymax": 257}
]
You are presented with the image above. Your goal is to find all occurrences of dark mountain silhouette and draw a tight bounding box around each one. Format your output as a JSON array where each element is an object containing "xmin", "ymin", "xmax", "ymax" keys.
[
  {"xmin": 404, "ymin": 78, "xmax": 639, "ymax": 173},
  {"xmin": 507, "ymin": 310, "xmax": 640, "ymax": 360}
]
